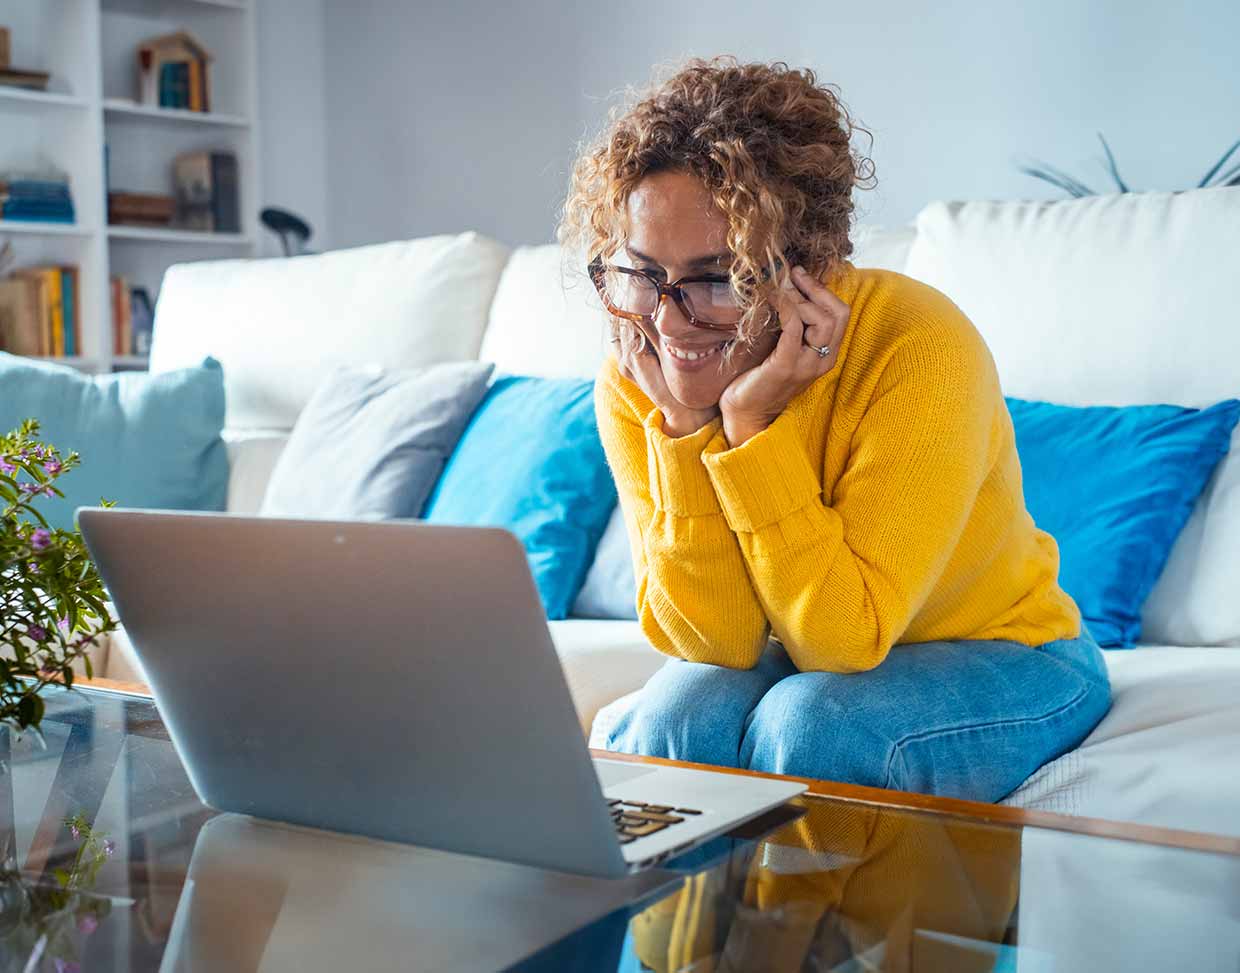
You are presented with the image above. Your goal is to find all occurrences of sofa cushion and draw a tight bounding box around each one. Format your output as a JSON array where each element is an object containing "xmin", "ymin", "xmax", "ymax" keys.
[
  {"xmin": 547, "ymin": 619, "xmax": 665, "ymax": 734},
  {"xmin": 903, "ymin": 187, "xmax": 1240, "ymax": 407},
  {"xmin": 260, "ymin": 362, "xmax": 494, "ymax": 521},
  {"xmin": 0, "ymin": 353, "xmax": 228, "ymax": 530},
  {"xmin": 479, "ymin": 244, "xmax": 609, "ymax": 380},
  {"xmin": 850, "ymin": 224, "xmax": 916, "ymax": 273},
  {"xmin": 904, "ymin": 188, "xmax": 1240, "ymax": 645},
  {"xmin": 150, "ymin": 233, "xmax": 511, "ymax": 431},
  {"xmin": 224, "ymin": 431, "xmax": 288, "ymax": 514}
]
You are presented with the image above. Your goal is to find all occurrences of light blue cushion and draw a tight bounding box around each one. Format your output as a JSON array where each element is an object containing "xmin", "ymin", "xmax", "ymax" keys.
[
  {"xmin": 1008, "ymin": 396, "xmax": 1240, "ymax": 648},
  {"xmin": 571, "ymin": 506, "xmax": 638, "ymax": 620},
  {"xmin": 260, "ymin": 362, "xmax": 494, "ymax": 520},
  {"xmin": 424, "ymin": 376, "xmax": 617, "ymax": 620},
  {"xmin": 0, "ymin": 353, "xmax": 228, "ymax": 530}
]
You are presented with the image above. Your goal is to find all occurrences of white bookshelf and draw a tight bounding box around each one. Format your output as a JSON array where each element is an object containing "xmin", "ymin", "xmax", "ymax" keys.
[{"xmin": 0, "ymin": 0, "xmax": 259, "ymax": 372}]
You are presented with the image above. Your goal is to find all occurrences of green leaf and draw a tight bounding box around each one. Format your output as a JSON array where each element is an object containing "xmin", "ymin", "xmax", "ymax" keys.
[
  {"xmin": 1197, "ymin": 137, "xmax": 1240, "ymax": 188},
  {"xmin": 1096, "ymin": 132, "xmax": 1129, "ymax": 192}
]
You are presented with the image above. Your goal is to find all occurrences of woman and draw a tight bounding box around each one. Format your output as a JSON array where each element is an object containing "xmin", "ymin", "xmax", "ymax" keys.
[{"xmin": 559, "ymin": 58, "xmax": 1110, "ymax": 802}]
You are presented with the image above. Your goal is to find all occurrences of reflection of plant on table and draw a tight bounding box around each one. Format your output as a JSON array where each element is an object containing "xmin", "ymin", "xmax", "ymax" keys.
[
  {"xmin": 0, "ymin": 814, "xmax": 115, "ymax": 973},
  {"xmin": 1, "ymin": 420, "xmax": 116, "ymax": 733}
]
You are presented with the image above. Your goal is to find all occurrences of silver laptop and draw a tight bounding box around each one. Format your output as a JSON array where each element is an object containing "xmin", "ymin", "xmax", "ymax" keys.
[{"xmin": 79, "ymin": 509, "xmax": 804, "ymax": 877}]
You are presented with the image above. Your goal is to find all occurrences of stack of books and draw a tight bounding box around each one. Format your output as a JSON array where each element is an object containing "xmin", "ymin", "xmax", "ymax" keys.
[
  {"xmin": 110, "ymin": 277, "xmax": 154, "ymax": 357},
  {"xmin": 0, "ymin": 266, "xmax": 81, "ymax": 357},
  {"xmin": 137, "ymin": 31, "xmax": 212, "ymax": 112},
  {"xmin": 0, "ymin": 172, "xmax": 76, "ymax": 224}
]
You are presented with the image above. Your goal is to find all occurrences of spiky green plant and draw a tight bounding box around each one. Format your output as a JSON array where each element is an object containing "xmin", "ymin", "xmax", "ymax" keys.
[{"xmin": 1020, "ymin": 133, "xmax": 1240, "ymax": 197}]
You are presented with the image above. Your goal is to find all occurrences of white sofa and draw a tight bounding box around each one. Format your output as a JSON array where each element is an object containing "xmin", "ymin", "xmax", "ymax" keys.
[{"xmin": 99, "ymin": 186, "xmax": 1240, "ymax": 840}]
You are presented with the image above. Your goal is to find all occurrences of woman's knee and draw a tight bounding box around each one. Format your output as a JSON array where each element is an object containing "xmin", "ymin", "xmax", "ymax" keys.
[
  {"xmin": 606, "ymin": 647, "xmax": 792, "ymax": 768},
  {"xmin": 740, "ymin": 673, "xmax": 899, "ymax": 787}
]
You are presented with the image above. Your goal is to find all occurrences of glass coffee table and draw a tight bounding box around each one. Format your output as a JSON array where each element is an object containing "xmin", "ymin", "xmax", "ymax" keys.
[{"xmin": 1, "ymin": 683, "xmax": 1237, "ymax": 972}]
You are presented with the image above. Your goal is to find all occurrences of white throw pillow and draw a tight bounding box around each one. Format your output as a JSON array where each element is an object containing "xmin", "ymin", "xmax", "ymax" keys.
[
  {"xmin": 904, "ymin": 188, "xmax": 1240, "ymax": 646},
  {"xmin": 1140, "ymin": 425, "xmax": 1240, "ymax": 646},
  {"xmin": 150, "ymin": 233, "xmax": 511, "ymax": 430}
]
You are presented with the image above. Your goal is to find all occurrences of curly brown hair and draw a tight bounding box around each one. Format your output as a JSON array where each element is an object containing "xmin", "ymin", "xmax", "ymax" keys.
[{"xmin": 559, "ymin": 56, "xmax": 875, "ymax": 346}]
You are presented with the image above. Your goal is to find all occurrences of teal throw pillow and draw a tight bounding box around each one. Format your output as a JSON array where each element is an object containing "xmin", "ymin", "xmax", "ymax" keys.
[
  {"xmin": 1008, "ymin": 396, "xmax": 1240, "ymax": 647},
  {"xmin": 0, "ymin": 353, "xmax": 229, "ymax": 529},
  {"xmin": 423, "ymin": 376, "xmax": 617, "ymax": 620}
]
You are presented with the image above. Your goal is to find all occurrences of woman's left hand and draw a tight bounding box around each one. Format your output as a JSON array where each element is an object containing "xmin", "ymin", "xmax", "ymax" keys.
[{"xmin": 720, "ymin": 265, "xmax": 851, "ymax": 447}]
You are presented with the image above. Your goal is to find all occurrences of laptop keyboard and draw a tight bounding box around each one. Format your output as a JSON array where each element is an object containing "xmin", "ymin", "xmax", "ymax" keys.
[{"xmin": 609, "ymin": 799, "xmax": 701, "ymax": 844}]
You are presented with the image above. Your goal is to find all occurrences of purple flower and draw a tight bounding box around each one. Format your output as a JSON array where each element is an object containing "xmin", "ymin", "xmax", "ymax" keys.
[
  {"xmin": 18, "ymin": 482, "xmax": 53, "ymax": 498},
  {"xmin": 30, "ymin": 527, "xmax": 53, "ymax": 551},
  {"xmin": 27, "ymin": 624, "xmax": 48, "ymax": 642},
  {"xmin": 0, "ymin": 458, "xmax": 15, "ymax": 476},
  {"xmin": 43, "ymin": 458, "xmax": 62, "ymax": 475},
  {"xmin": 103, "ymin": 839, "xmax": 115, "ymax": 857},
  {"xmin": 59, "ymin": 616, "xmax": 71, "ymax": 632},
  {"xmin": 27, "ymin": 561, "xmax": 39, "ymax": 574},
  {"xmin": 69, "ymin": 823, "xmax": 81, "ymax": 839},
  {"xmin": 77, "ymin": 913, "xmax": 99, "ymax": 935}
]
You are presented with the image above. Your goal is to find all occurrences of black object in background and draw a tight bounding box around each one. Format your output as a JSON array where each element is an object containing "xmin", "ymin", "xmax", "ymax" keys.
[{"xmin": 260, "ymin": 207, "xmax": 313, "ymax": 257}]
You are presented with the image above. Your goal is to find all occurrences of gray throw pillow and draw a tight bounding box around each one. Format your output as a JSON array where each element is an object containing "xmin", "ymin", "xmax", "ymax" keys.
[
  {"xmin": 570, "ymin": 505, "xmax": 639, "ymax": 619},
  {"xmin": 260, "ymin": 361, "xmax": 494, "ymax": 520}
]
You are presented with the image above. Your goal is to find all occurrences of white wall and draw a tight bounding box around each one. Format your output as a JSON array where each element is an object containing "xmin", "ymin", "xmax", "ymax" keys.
[
  {"xmin": 257, "ymin": 0, "xmax": 329, "ymax": 255},
  {"xmin": 315, "ymin": 0, "xmax": 1240, "ymax": 248}
]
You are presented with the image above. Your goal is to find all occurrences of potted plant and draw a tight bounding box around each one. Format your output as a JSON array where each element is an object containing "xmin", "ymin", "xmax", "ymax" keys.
[{"xmin": 1, "ymin": 420, "xmax": 116, "ymax": 733}]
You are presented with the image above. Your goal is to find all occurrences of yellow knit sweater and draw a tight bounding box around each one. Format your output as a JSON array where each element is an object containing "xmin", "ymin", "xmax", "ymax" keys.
[{"xmin": 595, "ymin": 264, "xmax": 1081, "ymax": 673}]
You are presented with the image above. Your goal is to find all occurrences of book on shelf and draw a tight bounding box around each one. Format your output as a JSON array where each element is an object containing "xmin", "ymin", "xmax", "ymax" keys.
[
  {"xmin": 137, "ymin": 31, "xmax": 211, "ymax": 113},
  {"xmin": 0, "ymin": 25, "xmax": 51, "ymax": 92},
  {"xmin": 0, "ymin": 265, "xmax": 81, "ymax": 358},
  {"xmin": 110, "ymin": 279, "xmax": 154, "ymax": 357},
  {"xmin": 0, "ymin": 67, "xmax": 50, "ymax": 91},
  {"xmin": 108, "ymin": 191, "xmax": 176, "ymax": 227},
  {"xmin": 0, "ymin": 171, "xmax": 76, "ymax": 224},
  {"xmin": 174, "ymin": 151, "xmax": 239, "ymax": 233}
]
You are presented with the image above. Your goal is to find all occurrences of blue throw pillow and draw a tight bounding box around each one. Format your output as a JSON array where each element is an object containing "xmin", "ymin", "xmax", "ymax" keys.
[
  {"xmin": 1007, "ymin": 397, "xmax": 1240, "ymax": 648},
  {"xmin": 424, "ymin": 376, "xmax": 617, "ymax": 620},
  {"xmin": 0, "ymin": 353, "xmax": 229, "ymax": 530}
]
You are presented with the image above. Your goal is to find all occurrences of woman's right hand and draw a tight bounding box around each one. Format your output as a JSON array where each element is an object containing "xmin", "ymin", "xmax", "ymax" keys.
[{"xmin": 614, "ymin": 323, "xmax": 720, "ymax": 438}]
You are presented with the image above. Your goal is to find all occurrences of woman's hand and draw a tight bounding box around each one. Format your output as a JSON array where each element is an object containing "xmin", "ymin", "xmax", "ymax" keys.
[
  {"xmin": 615, "ymin": 322, "xmax": 720, "ymax": 438},
  {"xmin": 719, "ymin": 265, "xmax": 850, "ymax": 448}
]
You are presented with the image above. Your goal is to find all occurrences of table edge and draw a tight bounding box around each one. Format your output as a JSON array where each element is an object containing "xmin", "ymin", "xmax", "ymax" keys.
[{"xmin": 590, "ymin": 748, "xmax": 1240, "ymax": 856}]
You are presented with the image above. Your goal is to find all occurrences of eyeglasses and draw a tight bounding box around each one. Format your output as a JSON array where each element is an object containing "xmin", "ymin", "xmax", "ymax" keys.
[{"xmin": 588, "ymin": 258, "xmax": 744, "ymax": 332}]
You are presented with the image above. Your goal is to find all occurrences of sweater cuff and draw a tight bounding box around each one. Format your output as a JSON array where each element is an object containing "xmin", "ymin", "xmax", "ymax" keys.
[
  {"xmin": 644, "ymin": 408, "xmax": 723, "ymax": 517},
  {"xmin": 703, "ymin": 411, "xmax": 822, "ymax": 532}
]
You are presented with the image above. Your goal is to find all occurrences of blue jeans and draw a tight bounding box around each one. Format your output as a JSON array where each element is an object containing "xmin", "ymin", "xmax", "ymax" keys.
[{"xmin": 605, "ymin": 632, "xmax": 1111, "ymax": 803}]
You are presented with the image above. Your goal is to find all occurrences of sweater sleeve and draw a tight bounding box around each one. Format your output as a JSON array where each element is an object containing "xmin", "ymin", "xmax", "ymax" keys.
[
  {"xmin": 595, "ymin": 360, "xmax": 771, "ymax": 668},
  {"xmin": 701, "ymin": 325, "xmax": 997, "ymax": 673}
]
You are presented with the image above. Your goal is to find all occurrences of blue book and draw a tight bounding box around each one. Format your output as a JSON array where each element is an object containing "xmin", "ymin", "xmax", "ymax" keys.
[
  {"xmin": 60, "ymin": 268, "xmax": 76, "ymax": 356},
  {"xmin": 159, "ymin": 62, "xmax": 177, "ymax": 108},
  {"xmin": 3, "ymin": 180, "xmax": 72, "ymax": 201}
]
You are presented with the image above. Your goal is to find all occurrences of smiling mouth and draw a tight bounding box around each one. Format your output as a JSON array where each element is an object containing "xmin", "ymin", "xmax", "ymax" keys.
[{"xmin": 663, "ymin": 341, "xmax": 726, "ymax": 363}]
